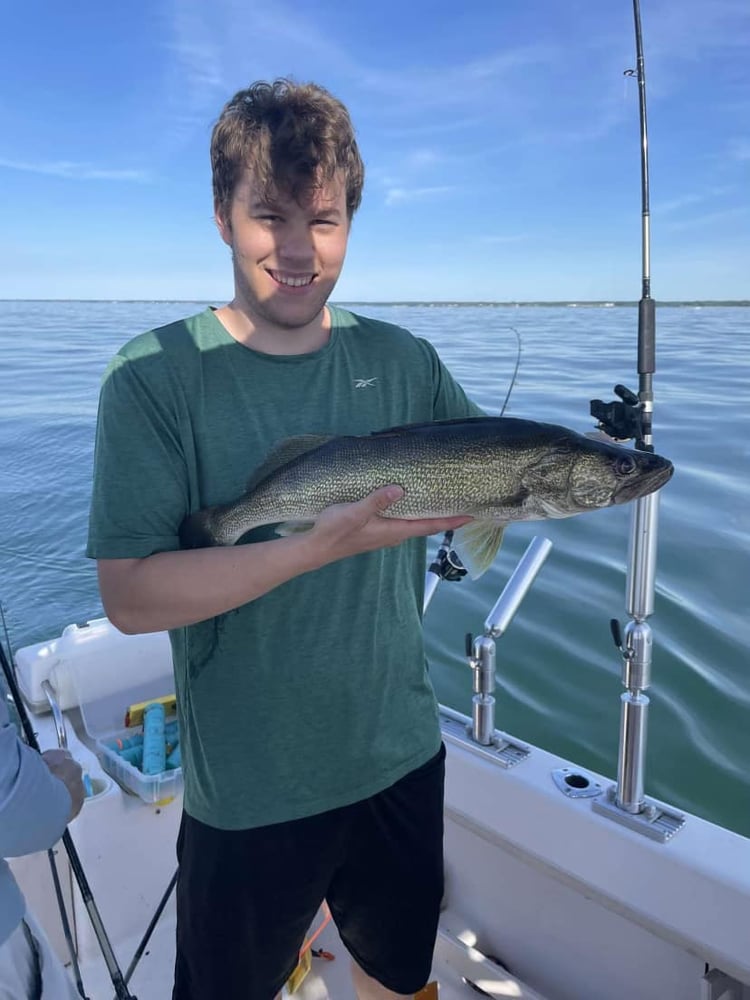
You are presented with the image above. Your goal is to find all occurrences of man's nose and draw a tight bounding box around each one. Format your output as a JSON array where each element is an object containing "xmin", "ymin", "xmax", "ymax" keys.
[{"xmin": 278, "ymin": 223, "xmax": 314, "ymax": 260}]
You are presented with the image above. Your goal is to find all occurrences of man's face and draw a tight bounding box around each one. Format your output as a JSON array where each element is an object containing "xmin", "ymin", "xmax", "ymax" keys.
[{"xmin": 216, "ymin": 170, "xmax": 350, "ymax": 334}]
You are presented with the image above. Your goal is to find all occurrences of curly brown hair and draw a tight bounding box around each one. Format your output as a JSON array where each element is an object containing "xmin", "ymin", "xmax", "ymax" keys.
[{"xmin": 210, "ymin": 79, "xmax": 365, "ymax": 223}]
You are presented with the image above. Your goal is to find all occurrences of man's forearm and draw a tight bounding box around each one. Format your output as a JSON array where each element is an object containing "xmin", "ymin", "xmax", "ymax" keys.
[
  {"xmin": 97, "ymin": 488, "xmax": 471, "ymax": 635},
  {"xmin": 98, "ymin": 534, "xmax": 321, "ymax": 634}
]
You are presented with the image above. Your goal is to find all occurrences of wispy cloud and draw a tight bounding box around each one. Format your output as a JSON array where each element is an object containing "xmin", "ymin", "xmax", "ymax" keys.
[
  {"xmin": 379, "ymin": 117, "xmax": 486, "ymax": 140},
  {"xmin": 168, "ymin": 0, "xmax": 561, "ymax": 121},
  {"xmin": 358, "ymin": 43, "xmax": 558, "ymax": 113},
  {"xmin": 166, "ymin": 0, "xmax": 355, "ymax": 104},
  {"xmin": 642, "ymin": 0, "xmax": 750, "ymax": 101},
  {"xmin": 662, "ymin": 206, "xmax": 749, "ymax": 232},
  {"xmin": 161, "ymin": 0, "xmax": 227, "ymax": 146},
  {"xmin": 479, "ymin": 233, "xmax": 532, "ymax": 245},
  {"xmin": 647, "ymin": 0, "xmax": 750, "ymax": 60},
  {"xmin": 0, "ymin": 158, "xmax": 150, "ymax": 182},
  {"xmin": 654, "ymin": 186, "xmax": 734, "ymax": 215},
  {"xmin": 384, "ymin": 185, "xmax": 455, "ymax": 207},
  {"xmin": 405, "ymin": 149, "xmax": 443, "ymax": 170}
]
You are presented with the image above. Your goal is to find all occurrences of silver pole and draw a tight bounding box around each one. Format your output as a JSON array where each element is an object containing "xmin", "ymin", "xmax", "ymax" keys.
[
  {"xmin": 468, "ymin": 537, "xmax": 553, "ymax": 745},
  {"xmin": 484, "ymin": 536, "xmax": 554, "ymax": 638},
  {"xmin": 614, "ymin": 0, "xmax": 659, "ymax": 815}
]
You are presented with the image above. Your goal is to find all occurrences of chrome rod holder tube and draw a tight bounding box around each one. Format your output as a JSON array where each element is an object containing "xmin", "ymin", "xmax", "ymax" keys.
[
  {"xmin": 594, "ymin": 493, "xmax": 684, "ymax": 840},
  {"xmin": 467, "ymin": 536, "xmax": 552, "ymax": 745},
  {"xmin": 485, "ymin": 536, "xmax": 554, "ymax": 638},
  {"xmin": 626, "ymin": 489, "xmax": 660, "ymax": 618},
  {"xmin": 469, "ymin": 636, "xmax": 496, "ymax": 746},
  {"xmin": 617, "ymin": 688, "xmax": 649, "ymax": 811},
  {"xmin": 615, "ymin": 495, "xmax": 657, "ymax": 813}
]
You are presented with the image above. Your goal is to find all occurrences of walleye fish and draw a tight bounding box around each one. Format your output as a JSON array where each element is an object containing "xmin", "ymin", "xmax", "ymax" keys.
[{"xmin": 179, "ymin": 416, "xmax": 673, "ymax": 578}]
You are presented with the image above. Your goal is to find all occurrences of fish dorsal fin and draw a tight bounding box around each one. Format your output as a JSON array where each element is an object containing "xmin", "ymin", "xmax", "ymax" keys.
[
  {"xmin": 369, "ymin": 416, "xmax": 554, "ymax": 441},
  {"xmin": 370, "ymin": 416, "xmax": 496, "ymax": 437},
  {"xmin": 246, "ymin": 435, "xmax": 334, "ymax": 492},
  {"xmin": 451, "ymin": 521, "xmax": 507, "ymax": 580}
]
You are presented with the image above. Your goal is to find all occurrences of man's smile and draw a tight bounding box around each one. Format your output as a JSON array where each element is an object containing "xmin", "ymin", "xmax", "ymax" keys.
[{"xmin": 266, "ymin": 269, "xmax": 316, "ymax": 288}]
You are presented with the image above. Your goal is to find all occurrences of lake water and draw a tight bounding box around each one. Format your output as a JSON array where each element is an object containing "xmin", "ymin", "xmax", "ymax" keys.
[{"xmin": 0, "ymin": 300, "xmax": 747, "ymax": 836}]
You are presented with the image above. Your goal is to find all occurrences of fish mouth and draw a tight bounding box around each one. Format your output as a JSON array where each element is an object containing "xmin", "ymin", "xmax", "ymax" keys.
[{"xmin": 614, "ymin": 458, "xmax": 674, "ymax": 504}]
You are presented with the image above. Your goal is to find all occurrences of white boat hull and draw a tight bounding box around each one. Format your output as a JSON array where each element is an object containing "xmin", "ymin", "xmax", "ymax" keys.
[{"xmin": 9, "ymin": 621, "xmax": 750, "ymax": 999}]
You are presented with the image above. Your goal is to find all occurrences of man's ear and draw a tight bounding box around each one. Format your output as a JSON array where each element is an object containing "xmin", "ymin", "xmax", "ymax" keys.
[{"xmin": 215, "ymin": 202, "xmax": 232, "ymax": 246}]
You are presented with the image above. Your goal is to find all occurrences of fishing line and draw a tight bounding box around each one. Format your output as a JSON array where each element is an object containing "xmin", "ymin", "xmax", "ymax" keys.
[
  {"xmin": 123, "ymin": 869, "xmax": 178, "ymax": 986},
  {"xmin": 499, "ymin": 326, "xmax": 522, "ymax": 418},
  {"xmin": 425, "ymin": 323, "xmax": 523, "ymax": 603}
]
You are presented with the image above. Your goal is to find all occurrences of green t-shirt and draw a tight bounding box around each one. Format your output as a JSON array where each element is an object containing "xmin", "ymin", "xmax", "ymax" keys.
[{"xmin": 87, "ymin": 305, "xmax": 483, "ymax": 829}]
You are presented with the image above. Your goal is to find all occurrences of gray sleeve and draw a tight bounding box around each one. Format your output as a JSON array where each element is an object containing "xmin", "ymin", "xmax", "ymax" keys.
[{"xmin": 0, "ymin": 699, "xmax": 71, "ymax": 857}]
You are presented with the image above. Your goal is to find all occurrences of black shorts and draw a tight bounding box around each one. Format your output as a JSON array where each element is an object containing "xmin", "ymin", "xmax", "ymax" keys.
[{"xmin": 172, "ymin": 743, "xmax": 445, "ymax": 1000}]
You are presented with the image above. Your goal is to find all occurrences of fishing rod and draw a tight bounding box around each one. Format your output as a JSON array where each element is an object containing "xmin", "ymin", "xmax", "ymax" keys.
[
  {"xmin": 0, "ymin": 635, "xmax": 138, "ymax": 999},
  {"xmin": 591, "ymin": 0, "xmax": 682, "ymax": 839}
]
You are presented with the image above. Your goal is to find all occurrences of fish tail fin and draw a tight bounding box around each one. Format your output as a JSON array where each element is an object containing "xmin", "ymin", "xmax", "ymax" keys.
[
  {"xmin": 452, "ymin": 521, "xmax": 506, "ymax": 580},
  {"xmin": 179, "ymin": 509, "xmax": 225, "ymax": 549}
]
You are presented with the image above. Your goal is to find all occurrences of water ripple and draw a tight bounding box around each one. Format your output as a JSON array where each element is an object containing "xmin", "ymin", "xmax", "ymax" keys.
[{"xmin": 1, "ymin": 301, "xmax": 748, "ymax": 836}]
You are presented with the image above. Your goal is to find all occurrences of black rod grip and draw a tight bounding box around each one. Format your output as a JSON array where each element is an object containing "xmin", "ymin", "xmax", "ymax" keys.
[{"xmin": 638, "ymin": 297, "xmax": 656, "ymax": 375}]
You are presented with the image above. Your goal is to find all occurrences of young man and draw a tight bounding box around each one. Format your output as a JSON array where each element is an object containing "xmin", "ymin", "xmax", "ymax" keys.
[
  {"xmin": 0, "ymin": 695, "xmax": 85, "ymax": 999},
  {"xmin": 88, "ymin": 79, "xmax": 483, "ymax": 999}
]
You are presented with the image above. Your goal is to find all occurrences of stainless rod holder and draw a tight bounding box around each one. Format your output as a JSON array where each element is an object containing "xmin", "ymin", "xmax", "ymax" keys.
[
  {"xmin": 471, "ymin": 636, "xmax": 496, "ymax": 746},
  {"xmin": 615, "ymin": 496, "xmax": 657, "ymax": 813},
  {"xmin": 485, "ymin": 536, "xmax": 554, "ymax": 638},
  {"xmin": 616, "ymin": 691, "xmax": 649, "ymax": 811},
  {"xmin": 626, "ymin": 491, "xmax": 660, "ymax": 618},
  {"xmin": 468, "ymin": 536, "xmax": 553, "ymax": 745}
]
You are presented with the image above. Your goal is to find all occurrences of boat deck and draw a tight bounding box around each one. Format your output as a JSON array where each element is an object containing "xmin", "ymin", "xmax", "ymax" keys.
[{"xmin": 73, "ymin": 897, "xmax": 547, "ymax": 999}]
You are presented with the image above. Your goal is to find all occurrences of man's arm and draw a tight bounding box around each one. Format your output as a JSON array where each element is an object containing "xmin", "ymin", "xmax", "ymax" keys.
[
  {"xmin": 99, "ymin": 485, "xmax": 471, "ymax": 634},
  {"xmin": 0, "ymin": 701, "xmax": 83, "ymax": 858}
]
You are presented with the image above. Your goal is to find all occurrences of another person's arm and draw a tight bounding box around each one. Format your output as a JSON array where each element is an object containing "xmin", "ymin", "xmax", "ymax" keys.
[{"xmin": 0, "ymin": 700, "xmax": 85, "ymax": 859}]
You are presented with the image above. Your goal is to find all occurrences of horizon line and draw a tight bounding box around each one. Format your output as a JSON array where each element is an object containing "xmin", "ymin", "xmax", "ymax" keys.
[{"xmin": 2, "ymin": 298, "xmax": 749, "ymax": 307}]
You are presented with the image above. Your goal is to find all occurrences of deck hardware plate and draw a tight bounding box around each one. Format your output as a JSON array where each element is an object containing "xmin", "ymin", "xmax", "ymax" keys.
[
  {"xmin": 440, "ymin": 710, "xmax": 531, "ymax": 768},
  {"xmin": 592, "ymin": 784, "xmax": 686, "ymax": 842}
]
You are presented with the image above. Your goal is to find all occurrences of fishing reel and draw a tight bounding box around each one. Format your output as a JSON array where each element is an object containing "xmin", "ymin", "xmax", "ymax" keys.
[
  {"xmin": 427, "ymin": 530, "xmax": 467, "ymax": 583},
  {"xmin": 590, "ymin": 384, "xmax": 649, "ymax": 446}
]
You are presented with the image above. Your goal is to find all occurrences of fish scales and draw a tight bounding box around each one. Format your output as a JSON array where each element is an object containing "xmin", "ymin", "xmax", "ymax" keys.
[
  {"xmin": 234, "ymin": 423, "xmax": 535, "ymax": 523},
  {"xmin": 179, "ymin": 417, "xmax": 674, "ymax": 577}
]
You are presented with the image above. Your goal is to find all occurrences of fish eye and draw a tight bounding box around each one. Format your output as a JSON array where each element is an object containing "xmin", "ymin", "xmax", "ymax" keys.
[{"xmin": 616, "ymin": 454, "xmax": 637, "ymax": 476}]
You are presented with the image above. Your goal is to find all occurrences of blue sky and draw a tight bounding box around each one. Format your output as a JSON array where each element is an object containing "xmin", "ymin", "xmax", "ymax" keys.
[{"xmin": 1, "ymin": 0, "xmax": 747, "ymax": 302}]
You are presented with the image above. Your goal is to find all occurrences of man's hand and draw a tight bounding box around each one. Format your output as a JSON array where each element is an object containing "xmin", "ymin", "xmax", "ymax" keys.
[
  {"xmin": 306, "ymin": 485, "xmax": 472, "ymax": 565},
  {"xmin": 42, "ymin": 749, "xmax": 85, "ymax": 823}
]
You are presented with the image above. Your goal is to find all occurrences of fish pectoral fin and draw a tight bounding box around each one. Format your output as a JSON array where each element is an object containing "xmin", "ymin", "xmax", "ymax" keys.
[
  {"xmin": 451, "ymin": 521, "xmax": 506, "ymax": 580},
  {"xmin": 246, "ymin": 435, "xmax": 335, "ymax": 492},
  {"xmin": 275, "ymin": 520, "xmax": 317, "ymax": 537}
]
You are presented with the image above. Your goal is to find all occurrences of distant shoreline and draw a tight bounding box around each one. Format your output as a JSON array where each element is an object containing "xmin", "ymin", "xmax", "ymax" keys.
[{"xmin": 1, "ymin": 300, "xmax": 749, "ymax": 307}]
